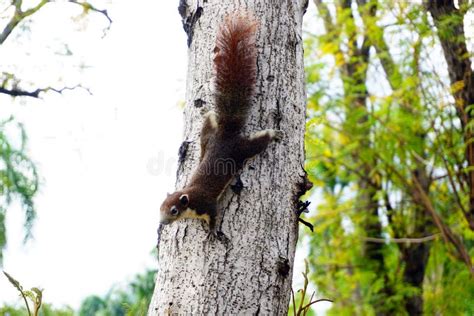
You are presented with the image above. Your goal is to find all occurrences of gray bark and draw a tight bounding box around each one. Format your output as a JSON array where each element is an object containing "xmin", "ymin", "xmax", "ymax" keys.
[{"xmin": 148, "ymin": 1, "xmax": 309, "ymax": 314}]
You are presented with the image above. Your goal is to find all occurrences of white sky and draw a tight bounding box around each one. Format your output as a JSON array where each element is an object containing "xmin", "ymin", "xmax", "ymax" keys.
[
  {"xmin": 0, "ymin": 0, "xmax": 332, "ymax": 312},
  {"xmin": 0, "ymin": 0, "xmax": 186, "ymax": 309}
]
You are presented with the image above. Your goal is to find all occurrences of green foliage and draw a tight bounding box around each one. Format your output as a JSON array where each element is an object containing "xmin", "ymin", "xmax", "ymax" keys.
[
  {"xmin": 303, "ymin": 0, "xmax": 474, "ymax": 315},
  {"xmin": 40, "ymin": 305, "xmax": 75, "ymax": 316},
  {"xmin": 0, "ymin": 116, "xmax": 39, "ymax": 262},
  {"xmin": 2, "ymin": 268, "xmax": 156, "ymax": 316},
  {"xmin": 79, "ymin": 296, "xmax": 107, "ymax": 316},
  {"xmin": 289, "ymin": 260, "xmax": 332, "ymax": 316},
  {"xmin": 423, "ymin": 241, "xmax": 474, "ymax": 315},
  {"xmin": 0, "ymin": 305, "xmax": 29, "ymax": 316},
  {"xmin": 78, "ymin": 269, "xmax": 157, "ymax": 316},
  {"xmin": 2, "ymin": 271, "xmax": 71, "ymax": 316},
  {"xmin": 0, "ymin": 303, "xmax": 74, "ymax": 316}
]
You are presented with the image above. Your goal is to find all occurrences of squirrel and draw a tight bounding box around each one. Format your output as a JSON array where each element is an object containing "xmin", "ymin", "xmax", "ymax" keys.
[{"xmin": 159, "ymin": 13, "xmax": 283, "ymax": 238}]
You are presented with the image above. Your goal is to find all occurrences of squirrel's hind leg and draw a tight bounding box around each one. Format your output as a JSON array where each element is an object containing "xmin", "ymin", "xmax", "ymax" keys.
[{"xmin": 200, "ymin": 111, "xmax": 219, "ymax": 161}]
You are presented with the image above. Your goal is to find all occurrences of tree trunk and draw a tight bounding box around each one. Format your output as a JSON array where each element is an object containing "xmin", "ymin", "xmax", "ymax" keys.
[
  {"xmin": 401, "ymin": 161, "xmax": 432, "ymax": 316},
  {"xmin": 427, "ymin": 0, "xmax": 474, "ymax": 232},
  {"xmin": 148, "ymin": 1, "xmax": 309, "ymax": 315}
]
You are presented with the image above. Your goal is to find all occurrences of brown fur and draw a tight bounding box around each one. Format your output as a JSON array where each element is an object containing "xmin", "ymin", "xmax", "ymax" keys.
[
  {"xmin": 214, "ymin": 13, "xmax": 258, "ymax": 133},
  {"xmin": 160, "ymin": 13, "xmax": 282, "ymax": 235}
]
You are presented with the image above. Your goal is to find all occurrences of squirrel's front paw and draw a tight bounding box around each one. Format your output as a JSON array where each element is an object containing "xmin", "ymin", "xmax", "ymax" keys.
[
  {"xmin": 206, "ymin": 230, "xmax": 230, "ymax": 244},
  {"xmin": 272, "ymin": 130, "xmax": 285, "ymax": 142}
]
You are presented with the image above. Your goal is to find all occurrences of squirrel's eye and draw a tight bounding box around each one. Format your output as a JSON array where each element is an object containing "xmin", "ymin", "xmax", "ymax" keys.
[{"xmin": 170, "ymin": 206, "xmax": 179, "ymax": 216}]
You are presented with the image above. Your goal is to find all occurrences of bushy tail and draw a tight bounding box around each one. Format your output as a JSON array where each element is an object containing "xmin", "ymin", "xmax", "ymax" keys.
[{"xmin": 213, "ymin": 13, "xmax": 258, "ymax": 134}]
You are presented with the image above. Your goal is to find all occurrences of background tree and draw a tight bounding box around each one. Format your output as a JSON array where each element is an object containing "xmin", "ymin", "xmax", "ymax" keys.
[
  {"xmin": 0, "ymin": 116, "xmax": 38, "ymax": 263},
  {"xmin": 0, "ymin": 0, "xmax": 110, "ymax": 262},
  {"xmin": 79, "ymin": 268, "xmax": 156, "ymax": 316},
  {"xmin": 148, "ymin": 0, "xmax": 310, "ymax": 314},
  {"xmin": 0, "ymin": 303, "xmax": 74, "ymax": 316},
  {"xmin": 303, "ymin": 0, "xmax": 474, "ymax": 314},
  {"xmin": 1, "ymin": 267, "xmax": 156, "ymax": 315}
]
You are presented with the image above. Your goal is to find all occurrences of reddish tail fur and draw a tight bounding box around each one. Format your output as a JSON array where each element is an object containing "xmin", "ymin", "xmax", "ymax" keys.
[{"xmin": 213, "ymin": 13, "xmax": 258, "ymax": 134}]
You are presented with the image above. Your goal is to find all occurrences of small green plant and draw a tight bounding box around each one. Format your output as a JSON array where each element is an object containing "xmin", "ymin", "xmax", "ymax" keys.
[
  {"xmin": 290, "ymin": 260, "xmax": 332, "ymax": 316},
  {"xmin": 3, "ymin": 271, "xmax": 43, "ymax": 316}
]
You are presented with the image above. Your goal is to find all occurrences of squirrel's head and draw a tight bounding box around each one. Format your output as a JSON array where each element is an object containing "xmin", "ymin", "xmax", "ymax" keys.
[{"xmin": 160, "ymin": 191, "xmax": 190, "ymax": 225}]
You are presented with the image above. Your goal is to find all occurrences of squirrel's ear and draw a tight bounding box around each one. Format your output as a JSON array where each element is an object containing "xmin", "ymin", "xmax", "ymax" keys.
[{"xmin": 179, "ymin": 194, "xmax": 189, "ymax": 206}]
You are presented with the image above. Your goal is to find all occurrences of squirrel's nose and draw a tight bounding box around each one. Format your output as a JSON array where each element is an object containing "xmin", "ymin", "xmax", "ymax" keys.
[{"xmin": 160, "ymin": 218, "xmax": 171, "ymax": 225}]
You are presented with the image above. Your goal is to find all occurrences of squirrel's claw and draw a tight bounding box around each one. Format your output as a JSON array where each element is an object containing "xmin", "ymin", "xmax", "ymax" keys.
[
  {"xmin": 207, "ymin": 229, "xmax": 230, "ymax": 244},
  {"xmin": 273, "ymin": 130, "xmax": 285, "ymax": 142}
]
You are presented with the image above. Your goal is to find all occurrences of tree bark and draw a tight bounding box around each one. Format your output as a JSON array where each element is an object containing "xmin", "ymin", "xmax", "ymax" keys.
[
  {"xmin": 400, "ymin": 162, "xmax": 432, "ymax": 316},
  {"xmin": 148, "ymin": 1, "xmax": 309, "ymax": 315},
  {"xmin": 426, "ymin": 0, "xmax": 474, "ymax": 232}
]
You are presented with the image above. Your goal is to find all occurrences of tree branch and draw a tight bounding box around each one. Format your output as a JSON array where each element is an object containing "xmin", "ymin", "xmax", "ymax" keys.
[
  {"xmin": 0, "ymin": 0, "xmax": 49, "ymax": 45},
  {"xmin": 364, "ymin": 234, "xmax": 440, "ymax": 244},
  {"xmin": 356, "ymin": 0, "xmax": 403, "ymax": 91},
  {"xmin": 313, "ymin": 0, "xmax": 336, "ymax": 35},
  {"xmin": 0, "ymin": 85, "xmax": 92, "ymax": 98},
  {"xmin": 0, "ymin": 0, "xmax": 112, "ymax": 45},
  {"xmin": 411, "ymin": 173, "xmax": 473, "ymax": 275},
  {"xmin": 376, "ymin": 152, "xmax": 473, "ymax": 275},
  {"xmin": 67, "ymin": 0, "xmax": 112, "ymax": 36},
  {"xmin": 298, "ymin": 218, "xmax": 314, "ymax": 232},
  {"xmin": 313, "ymin": 0, "xmax": 349, "ymax": 75}
]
